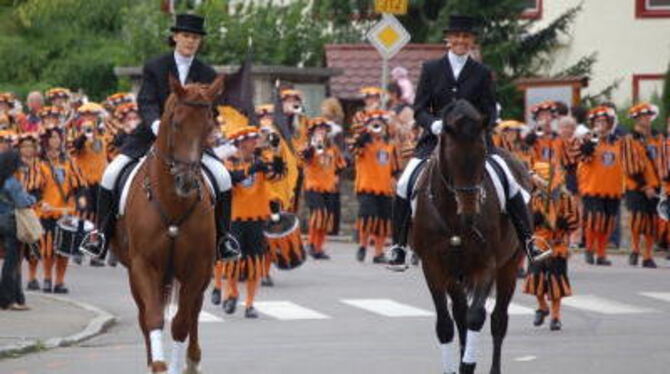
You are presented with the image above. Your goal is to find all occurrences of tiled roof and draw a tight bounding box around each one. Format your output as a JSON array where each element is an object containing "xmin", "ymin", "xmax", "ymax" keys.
[{"xmin": 325, "ymin": 44, "xmax": 446, "ymax": 100}]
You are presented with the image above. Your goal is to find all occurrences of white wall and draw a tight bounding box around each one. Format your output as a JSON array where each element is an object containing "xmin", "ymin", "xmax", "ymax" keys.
[{"xmin": 534, "ymin": 0, "xmax": 670, "ymax": 105}]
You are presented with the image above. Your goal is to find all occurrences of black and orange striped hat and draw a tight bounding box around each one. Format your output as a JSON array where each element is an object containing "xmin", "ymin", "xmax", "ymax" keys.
[
  {"xmin": 307, "ymin": 117, "xmax": 332, "ymax": 134},
  {"xmin": 0, "ymin": 92, "xmax": 15, "ymax": 108},
  {"xmin": 530, "ymin": 100, "xmax": 558, "ymax": 120},
  {"xmin": 104, "ymin": 92, "xmax": 134, "ymax": 111},
  {"xmin": 226, "ymin": 125, "xmax": 260, "ymax": 144},
  {"xmin": 38, "ymin": 106, "xmax": 64, "ymax": 119},
  {"xmin": 15, "ymin": 132, "xmax": 39, "ymax": 146},
  {"xmin": 114, "ymin": 102, "xmax": 138, "ymax": 120},
  {"xmin": 45, "ymin": 88, "xmax": 71, "ymax": 101},
  {"xmin": 588, "ymin": 106, "xmax": 616, "ymax": 123},
  {"xmin": 280, "ymin": 89, "xmax": 302, "ymax": 101},
  {"xmin": 255, "ymin": 104, "xmax": 274, "ymax": 117},
  {"xmin": 628, "ymin": 103, "xmax": 658, "ymax": 119},
  {"xmin": 359, "ymin": 86, "xmax": 384, "ymax": 98},
  {"xmin": 362, "ymin": 109, "xmax": 391, "ymax": 125}
]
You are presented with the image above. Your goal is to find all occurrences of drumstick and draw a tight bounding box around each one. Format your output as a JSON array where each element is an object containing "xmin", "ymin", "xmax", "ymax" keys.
[{"xmin": 40, "ymin": 204, "xmax": 75, "ymax": 213}]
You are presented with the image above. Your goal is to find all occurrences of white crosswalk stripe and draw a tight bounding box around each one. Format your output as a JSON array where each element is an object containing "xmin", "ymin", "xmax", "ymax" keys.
[
  {"xmin": 639, "ymin": 292, "xmax": 670, "ymax": 303},
  {"xmin": 166, "ymin": 304, "xmax": 224, "ymax": 323},
  {"xmin": 252, "ymin": 301, "xmax": 331, "ymax": 320},
  {"xmin": 341, "ymin": 298, "xmax": 434, "ymax": 317},
  {"xmin": 485, "ymin": 299, "xmax": 535, "ymax": 315},
  {"xmin": 561, "ymin": 295, "xmax": 656, "ymax": 314}
]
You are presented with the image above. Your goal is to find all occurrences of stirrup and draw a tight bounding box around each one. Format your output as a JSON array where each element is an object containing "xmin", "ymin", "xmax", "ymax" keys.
[
  {"xmin": 79, "ymin": 230, "xmax": 106, "ymax": 258},
  {"xmin": 386, "ymin": 245, "xmax": 409, "ymax": 272},
  {"xmin": 526, "ymin": 237, "xmax": 552, "ymax": 263}
]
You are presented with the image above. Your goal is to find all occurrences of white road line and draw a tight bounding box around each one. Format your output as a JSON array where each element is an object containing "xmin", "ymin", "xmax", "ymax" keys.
[
  {"xmin": 562, "ymin": 295, "xmax": 655, "ymax": 314},
  {"xmin": 252, "ymin": 301, "xmax": 331, "ymax": 320},
  {"xmin": 165, "ymin": 305, "xmax": 224, "ymax": 323},
  {"xmin": 485, "ymin": 299, "xmax": 535, "ymax": 315},
  {"xmin": 514, "ymin": 355, "xmax": 537, "ymax": 362},
  {"xmin": 341, "ymin": 299, "xmax": 434, "ymax": 317},
  {"xmin": 639, "ymin": 292, "xmax": 670, "ymax": 303}
]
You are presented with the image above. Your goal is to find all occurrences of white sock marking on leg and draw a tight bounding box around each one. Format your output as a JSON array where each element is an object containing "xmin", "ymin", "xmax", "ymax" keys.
[
  {"xmin": 149, "ymin": 329, "xmax": 165, "ymax": 363},
  {"xmin": 440, "ymin": 342, "xmax": 459, "ymax": 373},
  {"xmin": 168, "ymin": 339, "xmax": 188, "ymax": 374},
  {"xmin": 462, "ymin": 330, "xmax": 481, "ymax": 364}
]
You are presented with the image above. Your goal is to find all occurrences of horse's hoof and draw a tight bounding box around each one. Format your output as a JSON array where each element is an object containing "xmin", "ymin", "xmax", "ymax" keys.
[
  {"xmin": 459, "ymin": 362, "xmax": 476, "ymax": 374},
  {"xmin": 183, "ymin": 359, "xmax": 201, "ymax": 374}
]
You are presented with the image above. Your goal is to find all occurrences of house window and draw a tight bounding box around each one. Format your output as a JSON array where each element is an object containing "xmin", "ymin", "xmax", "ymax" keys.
[
  {"xmin": 636, "ymin": 0, "xmax": 670, "ymax": 18},
  {"xmin": 632, "ymin": 74, "xmax": 665, "ymax": 103},
  {"xmin": 521, "ymin": 0, "xmax": 543, "ymax": 20}
]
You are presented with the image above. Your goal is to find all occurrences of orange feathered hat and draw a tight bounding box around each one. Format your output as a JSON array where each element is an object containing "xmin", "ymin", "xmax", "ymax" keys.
[
  {"xmin": 588, "ymin": 106, "xmax": 616, "ymax": 123},
  {"xmin": 628, "ymin": 102, "xmax": 658, "ymax": 119}
]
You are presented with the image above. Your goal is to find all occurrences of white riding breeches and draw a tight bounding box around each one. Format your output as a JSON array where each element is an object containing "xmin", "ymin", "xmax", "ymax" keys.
[
  {"xmin": 100, "ymin": 152, "xmax": 232, "ymax": 194},
  {"xmin": 397, "ymin": 157, "xmax": 425, "ymax": 199}
]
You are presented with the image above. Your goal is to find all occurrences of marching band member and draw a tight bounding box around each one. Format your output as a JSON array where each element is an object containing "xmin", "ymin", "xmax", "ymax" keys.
[
  {"xmin": 218, "ymin": 126, "xmax": 285, "ymax": 318},
  {"xmin": 107, "ymin": 102, "xmax": 141, "ymax": 160},
  {"xmin": 45, "ymin": 88, "xmax": 73, "ymax": 124},
  {"xmin": 35, "ymin": 124, "xmax": 87, "ymax": 293},
  {"xmin": 578, "ymin": 107, "xmax": 623, "ymax": 266},
  {"xmin": 624, "ymin": 103, "xmax": 662, "ymax": 268},
  {"xmin": 349, "ymin": 110, "xmax": 400, "ymax": 264},
  {"xmin": 13, "ymin": 133, "xmax": 45, "ymax": 290},
  {"xmin": 0, "ymin": 93, "xmax": 21, "ymax": 133},
  {"xmin": 0, "ymin": 130, "xmax": 15, "ymax": 153},
  {"xmin": 493, "ymin": 120, "xmax": 532, "ymax": 168},
  {"xmin": 38, "ymin": 106, "xmax": 65, "ymax": 131},
  {"xmin": 526, "ymin": 101, "xmax": 560, "ymax": 164},
  {"xmin": 352, "ymin": 86, "xmax": 384, "ymax": 127},
  {"xmin": 524, "ymin": 161, "xmax": 578, "ymax": 331},
  {"xmin": 300, "ymin": 117, "xmax": 346, "ymax": 259}
]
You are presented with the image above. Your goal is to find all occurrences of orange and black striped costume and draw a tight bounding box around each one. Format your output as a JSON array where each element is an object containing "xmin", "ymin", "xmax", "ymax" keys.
[
  {"xmin": 301, "ymin": 142, "xmax": 346, "ymax": 253},
  {"xmin": 70, "ymin": 127, "xmax": 109, "ymax": 224},
  {"xmin": 524, "ymin": 161, "xmax": 578, "ymax": 324},
  {"xmin": 35, "ymin": 155, "xmax": 86, "ymax": 287}
]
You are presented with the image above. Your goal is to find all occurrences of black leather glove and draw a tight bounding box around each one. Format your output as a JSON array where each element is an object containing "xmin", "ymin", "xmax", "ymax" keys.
[
  {"xmin": 302, "ymin": 146, "xmax": 315, "ymax": 161},
  {"xmin": 268, "ymin": 133, "xmax": 281, "ymax": 148},
  {"xmin": 249, "ymin": 159, "xmax": 267, "ymax": 175},
  {"xmin": 354, "ymin": 132, "xmax": 372, "ymax": 148},
  {"xmin": 271, "ymin": 156, "xmax": 287, "ymax": 175},
  {"xmin": 525, "ymin": 132, "xmax": 539, "ymax": 147},
  {"xmin": 580, "ymin": 140, "xmax": 596, "ymax": 156}
]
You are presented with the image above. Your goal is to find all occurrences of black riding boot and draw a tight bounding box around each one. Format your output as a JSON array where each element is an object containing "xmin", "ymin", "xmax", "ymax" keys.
[
  {"xmin": 216, "ymin": 191, "xmax": 241, "ymax": 261},
  {"xmin": 387, "ymin": 196, "xmax": 411, "ymax": 269},
  {"xmin": 506, "ymin": 193, "xmax": 550, "ymax": 263},
  {"xmin": 80, "ymin": 187, "xmax": 115, "ymax": 257}
]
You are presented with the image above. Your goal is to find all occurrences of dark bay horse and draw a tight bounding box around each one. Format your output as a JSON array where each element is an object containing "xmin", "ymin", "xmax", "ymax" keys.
[
  {"xmin": 112, "ymin": 75, "xmax": 224, "ymax": 374},
  {"xmin": 412, "ymin": 100, "xmax": 530, "ymax": 374}
]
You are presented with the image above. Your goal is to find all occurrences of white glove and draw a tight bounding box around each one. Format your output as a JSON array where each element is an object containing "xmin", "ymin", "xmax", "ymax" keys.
[
  {"xmin": 431, "ymin": 120, "xmax": 443, "ymax": 135},
  {"xmin": 151, "ymin": 120, "xmax": 160, "ymax": 136}
]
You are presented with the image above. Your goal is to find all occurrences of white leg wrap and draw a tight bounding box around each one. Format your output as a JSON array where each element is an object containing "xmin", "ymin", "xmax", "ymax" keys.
[
  {"xmin": 168, "ymin": 339, "xmax": 188, "ymax": 374},
  {"xmin": 201, "ymin": 152, "xmax": 232, "ymax": 192},
  {"xmin": 462, "ymin": 330, "xmax": 481, "ymax": 364},
  {"xmin": 101, "ymin": 154, "xmax": 133, "ymax": 190},
  {"xmin": 397, "ymin": 157, "xmax": 423, "ymax": 199},
  {"xmin": 440, "ymin": 342, "xmax": 459, "ymax": 374},
  {"xmin": 149, "ymin": 329, "xmax": 165, "ymax": 363},
  {"xmin": 490, "ymin": 154, "xmax": 530, "ymax": 203}
]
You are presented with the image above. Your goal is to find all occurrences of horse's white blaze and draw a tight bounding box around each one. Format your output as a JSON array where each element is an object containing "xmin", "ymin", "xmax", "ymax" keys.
[
  {"xmin": 441, "ymin": 342, "xmax": 459, "ymax": 373},
  {"xmin": 149, "ymin": 329, "xmax": 165, "ymax": 363},
  {"xmin": 168, "ymin": 339, "xmax": 187, "ymax": 374},
  {"xmin": 341, "ymin": 299, "xmax": 434, "ymax": 317},
  {"xmin": 462, "ymin": 330, "xmax": 481, "ymax": 364},
  {"xmin": 562, "ymin": 295, "xmax": 655, "ymax": 314}
]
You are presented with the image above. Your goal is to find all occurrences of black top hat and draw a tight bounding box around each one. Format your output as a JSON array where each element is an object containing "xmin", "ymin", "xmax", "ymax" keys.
[
  {"xmin": 170, "ymin": 14, "xmax": 207, "ymax": 36},
  {"xmin": 443, "ymin": 15, "xmax": 478, "ymax": 35}
]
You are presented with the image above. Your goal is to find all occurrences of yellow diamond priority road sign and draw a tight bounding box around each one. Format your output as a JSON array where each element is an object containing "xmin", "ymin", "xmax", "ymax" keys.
[{"xmin": 367, "ymin": 14, "xmax": 410, "ymax": 59}]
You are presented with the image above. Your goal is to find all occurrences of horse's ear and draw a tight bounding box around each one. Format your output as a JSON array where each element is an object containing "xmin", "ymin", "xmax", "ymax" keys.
[
  {"xmin": 169, "ymin": 74, "xmax": 186, "ymax": 97},
  {"xmin": 205, "ymin": 74, "xmax": 225, "ymax": 101}
]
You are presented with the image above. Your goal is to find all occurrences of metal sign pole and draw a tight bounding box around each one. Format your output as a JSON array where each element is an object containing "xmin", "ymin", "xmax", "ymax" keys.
[{"xmin": 381, "ymin": 56, "xmax": 389, "ymax": 108}]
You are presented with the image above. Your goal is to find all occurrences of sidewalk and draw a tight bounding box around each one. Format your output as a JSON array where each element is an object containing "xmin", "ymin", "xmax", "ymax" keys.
[{"xmin": 0, "ymin": 292, "xmax": 115, "ymax": 359}]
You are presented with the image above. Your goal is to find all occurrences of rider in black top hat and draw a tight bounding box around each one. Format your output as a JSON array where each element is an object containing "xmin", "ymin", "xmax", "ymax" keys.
[
  {"xmin": 387, "ymin": 14, "xmax": 545, "ymax": 270},
  {"xmin": 82, "ymin": 14, "xmax": 241, "ymax": 261}
]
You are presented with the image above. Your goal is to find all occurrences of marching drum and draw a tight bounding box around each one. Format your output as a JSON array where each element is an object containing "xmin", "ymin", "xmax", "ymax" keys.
[
  {"xmin": 263, "ymin": 212, "xmax": 306, "ymax": 270},
  {"xmin": 54, "ymin": 215, "xmax": 94, "ymax": 257}
]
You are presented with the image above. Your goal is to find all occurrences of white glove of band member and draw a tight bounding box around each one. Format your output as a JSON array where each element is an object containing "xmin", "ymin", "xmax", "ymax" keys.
[
  {"xmin": 431, "ymin": 120, "xmax": 443, "ymax": 135},
  {"xmin": 151, "ymin": 120, "xmax": 160, "ymax": 136}
]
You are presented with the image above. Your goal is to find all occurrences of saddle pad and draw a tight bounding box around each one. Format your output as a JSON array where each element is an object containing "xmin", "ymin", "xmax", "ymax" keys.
[{"xmin": 117, "ymin": 158, "xmax": 216, "ymax": 216}]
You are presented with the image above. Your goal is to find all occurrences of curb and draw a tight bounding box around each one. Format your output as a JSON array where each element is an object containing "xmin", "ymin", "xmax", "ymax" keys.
[{"xmin": 0, "ymin": 294, "xmax": 116, "ymax": 359}]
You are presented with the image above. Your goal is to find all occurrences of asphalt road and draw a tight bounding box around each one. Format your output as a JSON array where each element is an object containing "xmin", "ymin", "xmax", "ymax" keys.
[{"xmin": 2, "ymin": 243, "xmax": 669, "ymax": 374}]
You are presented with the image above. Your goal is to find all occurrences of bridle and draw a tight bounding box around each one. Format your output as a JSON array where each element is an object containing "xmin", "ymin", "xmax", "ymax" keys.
[
  {"xmin": 435, "ymin": 131, "xmax": 487, "ymax": 201},
  {"xmin": 150, "ymin": 98, "xmax": 213, "ymax": 176}
]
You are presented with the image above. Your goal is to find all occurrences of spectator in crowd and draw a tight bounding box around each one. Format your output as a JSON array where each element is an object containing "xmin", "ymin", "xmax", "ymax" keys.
[
  {"xmin": 21, "ymin": 91, "xmax": 44, "ymax": 133},
  {"xmin": 391, "ymin": 66, "xmax": 415, "ymax": 105}
]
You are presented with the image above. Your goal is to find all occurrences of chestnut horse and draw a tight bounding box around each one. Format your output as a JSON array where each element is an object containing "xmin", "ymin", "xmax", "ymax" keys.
[
  {"xmin": 112, "ymin": 75, "xmax": 224, "ymax": 373},
  {"xmin": 412, "ymin": 100, "xmax": 530, "ymax": 374}
]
